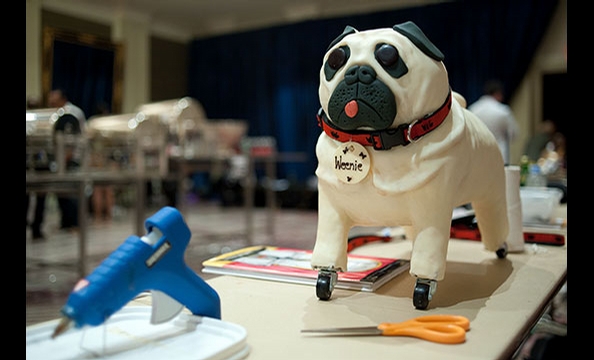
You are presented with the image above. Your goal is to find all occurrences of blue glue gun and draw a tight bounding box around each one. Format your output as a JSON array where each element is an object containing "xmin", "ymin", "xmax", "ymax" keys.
[{"xmin": 51, "ymin": 206, "xmax": 221, "ymax": 339}]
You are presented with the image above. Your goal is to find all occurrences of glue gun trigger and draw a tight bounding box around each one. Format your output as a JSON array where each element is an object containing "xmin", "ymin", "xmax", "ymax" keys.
[{"xmin": 150, "ymin": 290, "xmax": 184, "ymax": 324}]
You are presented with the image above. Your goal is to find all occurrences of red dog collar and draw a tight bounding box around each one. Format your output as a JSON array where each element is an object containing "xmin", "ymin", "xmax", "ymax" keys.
[{"xmin": 317, "ymin": 91, "xmax": 452, "ymax": 150}]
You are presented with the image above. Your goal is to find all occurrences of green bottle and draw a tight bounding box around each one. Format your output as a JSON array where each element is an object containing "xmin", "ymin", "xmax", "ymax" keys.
[{"xmin": 519, "ymin": 155, "xmax": 529, "ymax": 186}]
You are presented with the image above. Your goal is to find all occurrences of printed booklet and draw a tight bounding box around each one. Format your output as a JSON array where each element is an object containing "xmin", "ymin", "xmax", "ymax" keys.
[{"xmin": 202, "ymin": 245, "xmax": 410, "ymax": 292}]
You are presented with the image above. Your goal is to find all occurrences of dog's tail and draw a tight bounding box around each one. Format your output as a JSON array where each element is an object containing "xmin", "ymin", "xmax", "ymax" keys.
[{"xmin": 452, "ymin": 91, "xmax": 467, "ymax": 108}]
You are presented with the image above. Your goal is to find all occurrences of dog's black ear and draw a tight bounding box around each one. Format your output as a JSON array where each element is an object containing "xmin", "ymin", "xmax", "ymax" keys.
[
  {"xmin": 326, "ymin": 25, "xmax": 357, "ymax": 52},
  {"xmin": 393, "ymin": 21, "xmax": 444, "ymax": 61}
]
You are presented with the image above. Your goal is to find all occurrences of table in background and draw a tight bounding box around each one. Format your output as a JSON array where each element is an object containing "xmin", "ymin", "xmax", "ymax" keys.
[
  {"xmin": 170, "ymin": 152, "xmax": 308, "ymax": 244},
  {"xmin": 26, "ymin": 170, "xmax": 147, "ymax": 277}
]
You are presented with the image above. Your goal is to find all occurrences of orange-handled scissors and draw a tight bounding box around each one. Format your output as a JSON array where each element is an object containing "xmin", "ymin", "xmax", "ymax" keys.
[{"xmin": 301, "ymin": 314, "xmax": 470, "ymax": 344}]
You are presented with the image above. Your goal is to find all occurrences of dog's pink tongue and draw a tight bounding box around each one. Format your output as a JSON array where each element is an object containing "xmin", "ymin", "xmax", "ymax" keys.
[{"xmin": 345, "ymin": 100, "xmax": 358, "ymax": 118}]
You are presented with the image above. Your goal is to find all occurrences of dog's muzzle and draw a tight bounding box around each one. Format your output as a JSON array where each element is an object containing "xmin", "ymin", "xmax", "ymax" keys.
[{"xmin": 327, "ymin": 65, "xmax": 396, "ymax": 131}]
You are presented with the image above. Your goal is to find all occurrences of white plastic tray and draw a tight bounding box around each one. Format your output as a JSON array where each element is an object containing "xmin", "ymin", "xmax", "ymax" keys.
[{"xmin": 26, "ymin": 306, "xmax": 249, "ymax": 360}]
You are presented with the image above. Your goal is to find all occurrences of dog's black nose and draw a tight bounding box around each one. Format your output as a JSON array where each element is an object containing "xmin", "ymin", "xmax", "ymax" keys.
[{"xmin": 344, "ymin": 65, "xmax": 376, "ymax": 85}]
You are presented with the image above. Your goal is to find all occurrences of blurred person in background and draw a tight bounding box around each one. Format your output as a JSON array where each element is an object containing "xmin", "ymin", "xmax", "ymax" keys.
[
  {"xmin": 468, "ymin": 79, "xmax": 519, "ymax": 165},
  {"xmin": 48, "ymin": 89, "xmax": 86, "ymax": 132},
  {"xmin": 524, "ymin": 119, "xmax": 566, "ymax": 203},
  {"xmin": 89, "ymin": 148, "xmax": 117, "ymax": 223},
  {"xmin": 47, "ymin": 88, "xmax": 87, "ymax": 230},
  {"xmin": 88, "ymin": 103, "xmax": 116, "ymax": 224},
  {"xmin": 26, "ymin": 96, "xmax": 47, "ymax": 240},
  {"xmin": 524, "ymin": 119, "xmax": 566, "ymax": 168}
]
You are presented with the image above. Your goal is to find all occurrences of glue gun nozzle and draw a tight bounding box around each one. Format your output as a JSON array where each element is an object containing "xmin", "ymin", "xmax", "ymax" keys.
[{"xmin": 51, "ymin": 317, "xmax": 72, "ymax": 339}]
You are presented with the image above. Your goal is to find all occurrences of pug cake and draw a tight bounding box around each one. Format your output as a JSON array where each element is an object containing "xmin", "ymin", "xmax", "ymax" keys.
[{"xmin": 311, "ymin": 21, "xmax": 509, "ymax": 309}]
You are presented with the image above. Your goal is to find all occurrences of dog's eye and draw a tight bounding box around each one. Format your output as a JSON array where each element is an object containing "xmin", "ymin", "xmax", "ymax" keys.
[
  {"xmin": 327, "ymin": 46, "xmax": 348, "ymax": 70},
  {"xmin": 324, "ymin": 46, "xmax": 350, "ymax": 81},
  {"xmin": 374, "ymin": 43, "xmax": 408, "ymax": 79},
  {"xmin": 375, "ymin": 44, "xmax": 399, "ymax": 67}
]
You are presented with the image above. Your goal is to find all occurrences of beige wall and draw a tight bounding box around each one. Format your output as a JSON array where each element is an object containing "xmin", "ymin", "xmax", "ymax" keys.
[
  {"xmin": 26, "ymin": 0, "xmax": 42, "ymax": 102},
  {"xmin": 26, "ymin": 1, "xmax": 189, "ymax": 111},
  {"xmin": 509, "ymin": 0, "xmax": 567, "ymax": 165},
  {"xmin": 111, "ymin": 13, "xmax": 152, "ymax": 113}
]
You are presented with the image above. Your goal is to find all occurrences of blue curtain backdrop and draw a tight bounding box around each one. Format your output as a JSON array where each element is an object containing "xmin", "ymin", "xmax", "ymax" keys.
[
  {"xmin": 51, "ymin": 40, "xmax": 115, "ymax": 118},
  {"xmin": 188, "ymin": 0, "xmax": 559, "ymax": 183}
]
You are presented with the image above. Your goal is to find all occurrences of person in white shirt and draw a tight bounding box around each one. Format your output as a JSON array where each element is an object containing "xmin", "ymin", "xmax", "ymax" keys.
[
  {"xmin": 47, "ymin": 88, "xmax": 87, "ymax": 229},
  {"xmin": 468, "ymin": 80, "xmax": 519, "ymax": 165},
  {"xmin": 48, "ymin": 88, "xmax": 87, "ymax": 132}
]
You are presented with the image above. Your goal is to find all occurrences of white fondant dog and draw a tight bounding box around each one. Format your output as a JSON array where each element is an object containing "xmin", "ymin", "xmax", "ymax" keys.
[{"xmin": 311, "ymin": 22, "xmax": 508, "ymax": 287}]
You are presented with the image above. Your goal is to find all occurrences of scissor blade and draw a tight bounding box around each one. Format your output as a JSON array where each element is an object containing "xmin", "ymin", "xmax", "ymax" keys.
[{"xmin": 301, "ymin": 326, "xmax": 382, "ymax": 336}]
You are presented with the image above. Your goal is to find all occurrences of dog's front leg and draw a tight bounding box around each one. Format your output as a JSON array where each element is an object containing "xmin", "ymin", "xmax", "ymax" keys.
[
  {"xmin": 311, "ymin": 187, "xmax": 352, "ymax": 272},
  {"xmin": 409, "ymin": 216, "xmax": 452, "ymax": 282}
]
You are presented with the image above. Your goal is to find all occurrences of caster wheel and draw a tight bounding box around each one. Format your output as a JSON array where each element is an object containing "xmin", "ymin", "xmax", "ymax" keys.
[
  {"xmin": 413, "ymin": 282, "xmax": 430, "ymax": 310},
  {"xmin": 496, "ymin": 242, "xmax": 508, "ymax": 259},
  {"xmin": 316, "ymin": 273, "xmax": 332, "ymax": 300}
]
